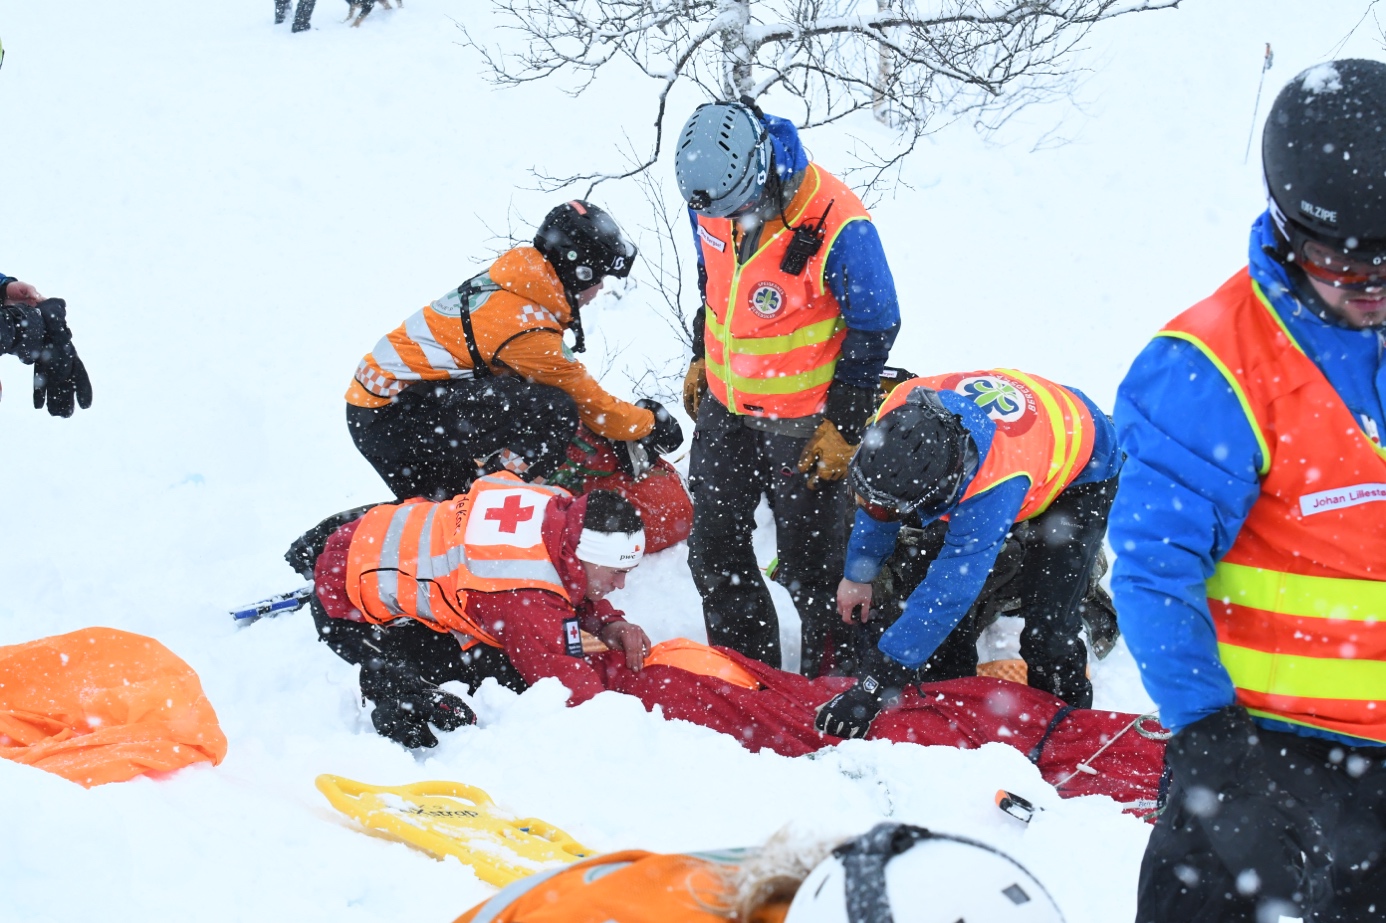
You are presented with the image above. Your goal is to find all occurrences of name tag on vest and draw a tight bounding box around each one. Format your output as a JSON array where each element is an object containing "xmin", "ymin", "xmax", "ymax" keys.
[
  {"xmin": 1300, "ymin": 482, "xmax": 1386, "ymax": 516},
  {"xmin": 697, "ymin": 225, "xmax": 726, "ymax": 253}
]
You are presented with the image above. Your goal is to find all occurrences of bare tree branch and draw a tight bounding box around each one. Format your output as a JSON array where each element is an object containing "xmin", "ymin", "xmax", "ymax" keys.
[{"xmin": 459, "ymin": 0, "xmax": 1182, "ymax": 198}]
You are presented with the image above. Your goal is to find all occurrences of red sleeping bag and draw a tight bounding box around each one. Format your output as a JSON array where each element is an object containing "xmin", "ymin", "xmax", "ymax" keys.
[
  {"xmin": 603, "ymin": 647, "xmax": 1167, "ymax": 813},
  {"xmin": 560, "ymin": 427, "xmax": 693, "ymax": 552}
]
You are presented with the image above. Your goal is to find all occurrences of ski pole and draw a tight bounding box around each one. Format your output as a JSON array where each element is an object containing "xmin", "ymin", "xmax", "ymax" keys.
[
  {"xmin": 230, "ymin": 584, "xmax": 314, "ymax": 623},
  {"xmin": 1243, "ymin": 43, "xmax": 1274, "ymax": 164}
]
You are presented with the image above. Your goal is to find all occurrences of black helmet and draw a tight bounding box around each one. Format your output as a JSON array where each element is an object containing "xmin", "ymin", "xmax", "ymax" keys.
[
  {"xmin": 1263, "ymin": 59, "xmax": 1386, "ymax": 256},
  {"xmin": 849, "ymin": 389, "xmax": 976, "ymax": 520},
  {"xmin": 534, "ymin": 200, "xmax": 638, "ymax": 298}
]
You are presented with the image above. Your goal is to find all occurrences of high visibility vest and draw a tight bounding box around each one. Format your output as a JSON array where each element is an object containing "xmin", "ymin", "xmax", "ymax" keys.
[
  {"xmin": 345, "ymin": 472, "xmax": 571, "ymax": 649},
  {"xmin": 347, "ymin": 247, "xmax": 571, "ymax": 408},
  {"xmin": 453, "ymin": 849, "xmax": 784, "ymax": 923},
  {"xmin": 1161, "ymin": 269, "xmax": 1386, "ymax": 742},
  {"xmin": 878, "ymin": 370, "xmax": 1095, "ymax": 521},
  {"xmin": 699, "ymin": 164, "xmax": 868, "ymax": 419}
]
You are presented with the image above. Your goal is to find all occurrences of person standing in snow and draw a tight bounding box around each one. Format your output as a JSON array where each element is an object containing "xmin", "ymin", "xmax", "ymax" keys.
[
  {"xmin": 1112, "ymin": 59, "xmax": 1386, "ymax": 922},
  {"xmin": 813, "ymin": 370, "xmax": 1120, "ymax": 739},
  {"xmin": 0, "ymin": 274, "xmax": 92, "ymax": 417},
  {"xmin": 274, "ymin": 0, "xmax": 316, "ymax": 32},
  {"xmin": 346, "ymin": 200, "xmax": 682, "ymax": 501},
  {"xmin": 675, "ymin": 100, "xmax": 900, "ymax": 678}
]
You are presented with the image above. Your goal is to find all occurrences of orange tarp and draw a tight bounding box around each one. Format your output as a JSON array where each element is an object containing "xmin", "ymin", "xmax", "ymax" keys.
[{"xmin": 0, "ymin": 627, "xmax": 228, "ymax": 787}]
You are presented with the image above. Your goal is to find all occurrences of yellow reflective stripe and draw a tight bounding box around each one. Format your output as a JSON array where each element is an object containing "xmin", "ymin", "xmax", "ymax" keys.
[
  {"xmin": 1252, "ymin": 280, "xmax": 1386, "ymax": 463},
  {"xmin": 1208, "ymin": 561, "xmax": 1386, "ymax": 621},
  {"xmin": 998, "ymin": 369, "xmax": 1078, "ymax": 503},
  {"xmin": 817, "ymin": 215, "xmax": 869, "ymax": 292},
  {"xmin": 1242, "ymin": 708, "xmax": 1386, "ymax": 743},
  {"xmin": 1219, "ymin": 643, "xmax": 1386, "ymax": 700},
  {"xmin": 704, "ymin": 355, "xmax": 837, "ymax": 396},
  {"xmin": 703, "ymin": 312, "xmax": 845, "ymax": 356},
  {"xmin": 1155, "ymin": 329, "xmax": 1273, "ymax": 476}
]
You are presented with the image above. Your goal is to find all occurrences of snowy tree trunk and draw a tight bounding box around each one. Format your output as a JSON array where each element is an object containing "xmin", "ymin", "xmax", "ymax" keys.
[
  {"xmin": 873, "ymin": 0, "xmax": 895, "ymax": 124},
  {"xmin": 716, "ymin": 0, "xmax": 755, "ymax": 99}
]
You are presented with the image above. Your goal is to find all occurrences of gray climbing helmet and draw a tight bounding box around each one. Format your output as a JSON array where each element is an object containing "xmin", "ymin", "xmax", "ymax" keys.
[{"xmin": 675, "ymin": 102, "xmax": 771, "ymax": 219}]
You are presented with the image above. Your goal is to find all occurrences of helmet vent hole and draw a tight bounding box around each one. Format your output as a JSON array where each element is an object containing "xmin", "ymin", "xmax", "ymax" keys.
[{"xmin": 1002, "ymin": 884, "xmax": 1031, "ymax": 905}]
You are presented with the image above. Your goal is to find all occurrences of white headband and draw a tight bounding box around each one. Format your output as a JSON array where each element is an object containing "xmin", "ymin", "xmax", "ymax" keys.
[{"xmin": 576, "ymin": 528, "xmax": 646, "ymax": 569}]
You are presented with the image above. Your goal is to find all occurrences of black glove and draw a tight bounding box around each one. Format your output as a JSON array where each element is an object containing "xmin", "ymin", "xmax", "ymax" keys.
[
  {"xmin": 614, "ymin": 399, "xmax": 685, "ymax": 478},
  {"xmin": 815, "ymin": 675, "xmax": 887, "ymax": 739},
  {"xmin": 635, "ymin": 398, "xmax": 684, "ymax": 454},
  {"xmin": 361, "ymin": 658, "xmax": 476, "ymax": 749},
  {"xmin": 1165, "ymin": 706, "xmax": 1331, "ymax": 914},
  {"xmin": 29, "ymin": 299, "xmax": 93, "ymax": 418},
  {"xmin": 824, "ymin": 382, "xmax": 878, "ymax": 443},
  {"xmin": 0, "ymin": 303, "xmax": 46, "ymax": 363}
]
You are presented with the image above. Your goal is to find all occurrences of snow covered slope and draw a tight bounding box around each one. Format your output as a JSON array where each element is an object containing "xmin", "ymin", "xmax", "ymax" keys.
[{"xmin": 1, "ymin": 2, "xmax": 1381, "ymax": 921}]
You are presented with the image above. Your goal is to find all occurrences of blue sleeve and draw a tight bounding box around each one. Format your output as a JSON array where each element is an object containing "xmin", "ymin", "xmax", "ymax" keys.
[
  {"xmin": 1066, "ymin": 387, "xmax": 1122, "ymax": 485},
  {"xmin": 878, "ymin": 477, "xmax": 1028, "ymax": 669},
  {"xmin": 825, "ymin": 220, "xmax": 900, "ymax": 389},
  {"xmin": 1110, "ymin": 337, "xmax": 1263, "ymax": 731},
  {"xmin": 844, "ymin": 508, "xmax": 903, "ymax": 583}
]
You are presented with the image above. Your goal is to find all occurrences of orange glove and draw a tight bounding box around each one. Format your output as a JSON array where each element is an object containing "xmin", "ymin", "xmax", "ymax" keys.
[
  {"xmin": 797, "ymin": 419, "xmax": 856, "ymax": 489},
  {"xmin": 683, "ymin": 358, "xmax": 707, "ymax": 419}
]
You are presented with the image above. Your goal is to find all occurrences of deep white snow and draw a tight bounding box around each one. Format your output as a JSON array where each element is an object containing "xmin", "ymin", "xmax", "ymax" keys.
[{"xmin": 2, "ymin": 2, "xmax": 1381, "ymax": 921}]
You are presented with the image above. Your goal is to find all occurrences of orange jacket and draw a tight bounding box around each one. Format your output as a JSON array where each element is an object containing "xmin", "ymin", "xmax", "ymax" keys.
[
  {"xmin": 1162, "ymin": 270, "xmax": 1386, "ymax": 742},
  {"xmin": 879, "ymin": 370, "xmax": 1096, "ymax": 521},
  {"xmin": 453, "ymin": 850, "xmax": 788, "ymax": 923},
  {"xmin": 347, "ymin": 246, "xmax": 653, "ymax": 441},
  {"xmin": 699, "ymin": 164, "xmax": 866, "ymax": 418}
]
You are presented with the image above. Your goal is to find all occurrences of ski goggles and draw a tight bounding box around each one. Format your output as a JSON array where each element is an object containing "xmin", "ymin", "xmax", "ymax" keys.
[{"xmin": 1298, "ymin": 237, "xmax": 1386, "ymax": 291}]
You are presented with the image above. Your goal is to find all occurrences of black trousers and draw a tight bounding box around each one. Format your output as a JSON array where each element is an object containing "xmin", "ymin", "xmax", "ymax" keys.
[
  {"xmin": 309, "ymin": 597, "xmax": 527, "ymax": 696},
  {"xmin": 866, "ymin": 477, "xmax": 1116, "ymax": 707},
  {"xmin": 1138, "ymin": 729, "xmax": 1386, "ymax": 923},
  {"xmin": 687, "ymin": 397, "xmax": 851, "ymax": 677},
  {"xmin": 348, "ymin": 377, "xmax": 579, "ymax": 501},
  {"xmin": 274, "ymin": 0, "xmax": 316, "ymax": 31}
]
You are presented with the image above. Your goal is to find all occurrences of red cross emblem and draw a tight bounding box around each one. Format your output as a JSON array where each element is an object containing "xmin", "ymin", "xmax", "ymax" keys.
[{"xmin": 485, "ymin": 494, "xmax": 536, "ymax": 533}]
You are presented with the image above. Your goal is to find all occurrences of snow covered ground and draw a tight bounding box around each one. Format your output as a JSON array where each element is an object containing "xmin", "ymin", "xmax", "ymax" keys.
[{"xmin": 2, "ymin": 2, "xmax": 1382, "ymax": 920}]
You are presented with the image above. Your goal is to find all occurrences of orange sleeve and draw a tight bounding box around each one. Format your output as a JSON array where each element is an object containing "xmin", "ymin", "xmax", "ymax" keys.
[{"xmin": 495, "ymin": 330, "xmax": 655, "ymax": 440}]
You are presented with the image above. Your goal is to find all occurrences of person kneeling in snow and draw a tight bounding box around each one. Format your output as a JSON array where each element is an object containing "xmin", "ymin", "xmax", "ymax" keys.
[{"xmin": 293, "ymin": 471, "xmax": 651, "ymax": 748}]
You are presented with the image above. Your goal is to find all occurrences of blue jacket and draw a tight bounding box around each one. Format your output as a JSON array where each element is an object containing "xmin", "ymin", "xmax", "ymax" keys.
[
  {"xmin": 1110, "ymin": 212, "xmax": 1386, "ymax": 744},
  {"xmin": 689, "ymin": 114, "xmax": 900, "ymax": 390},
  {"xmin": 845, "ymin": 387, "xmax": 1120, "ymax": 669}
]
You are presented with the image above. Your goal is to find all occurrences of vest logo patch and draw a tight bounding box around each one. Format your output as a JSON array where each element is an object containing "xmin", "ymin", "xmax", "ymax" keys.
[
  {"xmin": 697, "ymin": 225, "xmax": 726, "ymax": 253},
  {"xmin": 954, "ymin": 375, "xmax": 1038, "ymax": 435},
  {"xmin": 1299, "ymin": 482, "xmax": 1386, "ymax": 516},
  {"xmin": 466, "ymin": 489, "xmax": 546, "ymax": 548},
  {"xmin": 748, "ymin": 282, "xmax": 786, "ymax": 319}
]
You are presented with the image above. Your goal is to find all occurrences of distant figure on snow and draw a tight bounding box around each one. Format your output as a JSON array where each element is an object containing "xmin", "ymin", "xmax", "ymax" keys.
[{"xmin": 274, "ymin": 0, "xmax": 315, "ymax": 33}]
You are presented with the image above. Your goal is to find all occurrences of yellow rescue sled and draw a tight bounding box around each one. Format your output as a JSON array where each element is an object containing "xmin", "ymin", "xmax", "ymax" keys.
[{"xmin": 315, "ymin": 774, "xmax": 593, "ymax": 887}]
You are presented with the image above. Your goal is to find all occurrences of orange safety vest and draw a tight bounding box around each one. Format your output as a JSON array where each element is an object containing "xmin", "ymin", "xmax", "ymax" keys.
[
  {"xmin": 345, "ymin": 472, "xmax": 571, "ymax": 649},
  {"xmin": 699, "ymin": 164, "xmax": 868, "ymax": 419},
  {"xmin": 452, "ymin": 849, "xmax": 788, "ymax": 923},
  {"xmin": 1161, "ymin": 269, "xmax": 1386, "ymax": 742},
  {"xmin": 878, "ymin": 370, "xmax": 1095, "ymax": 521}
]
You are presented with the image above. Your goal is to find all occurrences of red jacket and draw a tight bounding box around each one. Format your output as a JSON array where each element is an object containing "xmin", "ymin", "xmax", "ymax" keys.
[{"xmin": 316, "ymin": 493, "xmax": 628, "ymax": 704}]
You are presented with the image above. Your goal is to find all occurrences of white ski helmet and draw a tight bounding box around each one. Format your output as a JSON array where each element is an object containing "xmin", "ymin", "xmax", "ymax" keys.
[{"xmin": 785, "ymin": 824, "xmax": 1065, "ymax": 923}]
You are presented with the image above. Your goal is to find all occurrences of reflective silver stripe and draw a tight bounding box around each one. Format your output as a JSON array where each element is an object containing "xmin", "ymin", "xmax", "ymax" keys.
[
  {"xmin": 404, "ymin": 309, "xmax": 461, "ymax": 372},
  {"xmin": 374, "ymin": 505, "xmax": 416, "ymax": 615},
  {"xmin": 475, "ymin": 474, "xmax": 568, "ymax": 497},
  {"xmin": 367, "ymin": 333, "xmax": 421, "ymax": 381},
  {"xmin": 467, "ymin": 556, "xmax": 564, "ymax": 587},
  {"xmin": 414, "ymin": 505, "xmax": 439, "ymax": 621},
  {"xmin": 469, "ymin": 864, "xmax": 570, "ymax": 923}
]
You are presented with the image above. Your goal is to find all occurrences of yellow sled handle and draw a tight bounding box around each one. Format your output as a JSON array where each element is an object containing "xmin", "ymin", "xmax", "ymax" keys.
[{"xmin": 315, "ymin": 774, "xmax": 593, "ymax": 887}]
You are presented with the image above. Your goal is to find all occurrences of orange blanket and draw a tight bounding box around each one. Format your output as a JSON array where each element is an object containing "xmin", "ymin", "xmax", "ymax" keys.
[{"xmin": 0, "ymin": 627, "xmax": 228, "ymax": 787}]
